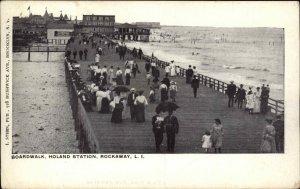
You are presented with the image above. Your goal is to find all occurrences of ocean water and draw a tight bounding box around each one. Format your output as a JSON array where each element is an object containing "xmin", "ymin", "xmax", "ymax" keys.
[{"xmin": 125, "ymin": 26, "xmax": 284, "ymax": 100}]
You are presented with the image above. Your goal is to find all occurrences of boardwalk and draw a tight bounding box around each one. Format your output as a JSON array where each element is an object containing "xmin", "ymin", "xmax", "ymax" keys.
[{"xmin": 68, "ymin": 37, "xmax": 275, "ymax": 153}]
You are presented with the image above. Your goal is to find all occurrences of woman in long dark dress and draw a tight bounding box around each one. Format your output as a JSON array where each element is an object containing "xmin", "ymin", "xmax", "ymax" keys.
[
  {"xmin": 124, "ymin": 66, "xmax": 131, "ymax": 85},
  {"xmin": 115, "ymin": 67, "xmax": 124, "ymax": 85},
  {"xmin": 111, "ymin": 92, "xmax": 124, "ymax": 123},
  {"xmin": 134, "ymin": 91, "xmax": 148, "ymax": 123},
  {"xmin": 100, "ymin": 88, "xmax": 111, "ymax": 113}
]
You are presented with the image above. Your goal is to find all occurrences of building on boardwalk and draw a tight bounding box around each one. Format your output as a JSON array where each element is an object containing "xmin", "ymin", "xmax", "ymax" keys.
[
  {"xmin": 47, "ymin": 22, "xmax": 74, "ymax": 45},
  {"xmin": 135, "ymin": 22, "xmax": 161, "ymax": 29},
  {"xmin": 75, "ymin": 15, "xmax": 115, "ymax": 36},
  {"xmin": 114, "ymin": 23, "xmax": 150, "ymax": 42},
  {"xmin": 13, "ymin": 10, "xmax": 72, "ymax": 46}
]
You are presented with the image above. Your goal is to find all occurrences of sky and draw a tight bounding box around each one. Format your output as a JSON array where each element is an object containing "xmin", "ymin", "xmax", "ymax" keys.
[{"xmin": 3, "ymin": 1, "xmax": 298, "ymax": 27}]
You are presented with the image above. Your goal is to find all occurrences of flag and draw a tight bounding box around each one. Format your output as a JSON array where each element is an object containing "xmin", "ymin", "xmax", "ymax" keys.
[{"xmin": 27, "ymin": 6, "xmax": 30, "ymax": 10}]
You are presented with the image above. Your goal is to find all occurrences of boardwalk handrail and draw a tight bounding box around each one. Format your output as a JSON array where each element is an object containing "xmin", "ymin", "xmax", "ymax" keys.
[
  {"xmin": 111, "ymin": 41, "xmax": 284, "ymax": 115},
  {"xmin": 13, "ymin": 45, "xmax": 66, "ymax": 52},
  {"xmin": 65, "ymin": 58, "xmax": 100, "ymax": 153}
]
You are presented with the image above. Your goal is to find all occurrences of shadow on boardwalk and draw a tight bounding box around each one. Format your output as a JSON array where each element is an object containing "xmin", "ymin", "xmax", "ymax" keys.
[{"xmin": 69, "ymin": 36, "xmax": 274, "ymax": 153}]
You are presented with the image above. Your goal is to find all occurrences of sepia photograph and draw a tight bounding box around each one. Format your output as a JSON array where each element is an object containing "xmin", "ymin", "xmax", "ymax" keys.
[
  {"xmin": 11, "ymin": 2, "xmax": 285, "ymax": 154},
  {"xmin": 1, "ymin": 1, "xmax": 299, "ymax": 189}
]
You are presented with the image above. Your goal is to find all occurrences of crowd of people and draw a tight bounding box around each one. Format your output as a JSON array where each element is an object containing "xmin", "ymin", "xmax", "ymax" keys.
[
  {"xmin": 226, "ymin": 81, "xmax": 271, "ymax": 114},
  {"xmin": 65, "ymin": 34, "xmax": 284, "ymax": 153}
]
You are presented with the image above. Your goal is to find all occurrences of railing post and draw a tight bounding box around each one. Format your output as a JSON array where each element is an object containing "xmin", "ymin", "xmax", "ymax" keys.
[
  {"xmin": 217, "ymin": 81, "xmax": 220, "ymax": 91},
  {"xmin": 27, "ymin": 46, "xmax": 31, "ymax": 61},
  {"xmin": 47, "ymin": 47, "xmax": 49, "ymax": 62},
  {"xmin": 222, "ymin": 83, "xmax": 225, "ymax": 93},
  {"xmin": 204, "ymin": 76, "xmax": 207, "ymax": 86},
  {"xmin": 275, "ymin": 101, "xmax": 278, "ymax": 115}
]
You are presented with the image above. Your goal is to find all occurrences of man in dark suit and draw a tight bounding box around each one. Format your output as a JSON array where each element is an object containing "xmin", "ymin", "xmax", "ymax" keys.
[
  {"xmin": 127, "ymin": 88, "xmax": 137, "ymax": 120},
  {"xmin": 186, "ymin": 65, "xmax": 194, "ymax": 84},
  {"xmin": 236, "ymin": 84, "xmax": 246, "ymax": 109},
  {"xmin": 164, "ymin": 110, "xmax": 179, "ymax": 152},
  {"xmin": 227, "ymin": 81, "xmax": 236, "ymax": 107},
  {"xmin": 152, "ymin": 109, "xmax": 165, "ymax": 152},
  {"xmin": 191, "ymin": 75, "xmax": 200, "ymax": 98}
]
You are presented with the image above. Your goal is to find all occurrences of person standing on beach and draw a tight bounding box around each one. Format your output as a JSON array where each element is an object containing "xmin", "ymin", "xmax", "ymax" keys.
[
  {"xmin": 273, "ymin": 114, "xmax": 284, "ymax": 153},
  {"xmin": 164, "ymin": 110, "xmax": 179, "ymax": 152},
  {"xmin": 152, "ymin": 109, "xmax": 165, "ymax": 152},
  {"xmin": 235, "ymin": 84, "xmax": 246, "ymax": 109},
  {"xmin": 191, "ymin": 75, "xmax": 200, "ymax": 98},
  {"xmin": 186, "ymin": 65, "xmax": 194, "ymax": 84},
  {"xmin": 227, "ymin": 81, "xmax": 236, "ymax": 108}
]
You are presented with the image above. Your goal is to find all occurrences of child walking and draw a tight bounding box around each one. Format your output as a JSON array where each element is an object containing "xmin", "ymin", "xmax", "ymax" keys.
[{"xmin": 202, "ymin": 130, "xmax": 212, "ymax": 153}]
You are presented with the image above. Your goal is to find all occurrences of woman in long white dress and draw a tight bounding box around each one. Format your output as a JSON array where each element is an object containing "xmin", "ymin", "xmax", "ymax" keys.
[
  {"xmin": 96, "ymin": 88, "xmax": 106, "ymax": 112},
  {"xmin": 108, "ymin": 66, "xmax": 115, "ymax": 85},
  {"xmin": 95, "ymin": 53, "xmax": 100, "ymax": 64},
  {"xmin": 170, "ymin": 62, "xmax": 176, "ymax": 76},
  {"xmin": 253, "ymin": 87, "xmax": 261, "ymax": 113},
  {"xmin": 245, "ymin": 87, "xmax": 254, "ymax": 114}
]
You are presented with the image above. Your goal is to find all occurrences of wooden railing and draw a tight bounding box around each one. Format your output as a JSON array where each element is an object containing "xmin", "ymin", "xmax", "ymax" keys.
[
  {"xmin": 121, "ymin": 44, "xmax": 284, "ymax": 115},
  {"xmin": 65, "ymin": 58, "xmax": 100, "ymax": 153},
  {"xmin": 13, "ymin": 45, "xmax": 66, "ymax": 52}
]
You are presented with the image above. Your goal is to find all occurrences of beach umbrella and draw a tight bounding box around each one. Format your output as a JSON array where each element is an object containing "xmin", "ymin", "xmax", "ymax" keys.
[
  {"xmin": 156, "ymin": 101, "xmax": 179, "ymax": 113},
  {"xmin": 113, "ymin": 85, "xmax": 130, "ymax": 93}
]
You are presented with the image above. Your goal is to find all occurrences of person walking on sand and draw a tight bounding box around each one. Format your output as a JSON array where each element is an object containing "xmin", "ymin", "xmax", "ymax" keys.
[
  {"xmin": 227, "ymin": 81, "xmax": 236, "ymax": 108},
  {"xmin": 191, "ymin": 75, "xmax": 200, "ymax": 98},
  {"xmin": 202, "ymin": 130, "xmax": 212, "ymax": 153},
  {"xmin": 164, "ymin": 110, "xmax": 179, "ymax": 153},
  {"xmin": 152, "ymin": 109, "xmax": 165, "ymax": 152},
  {"xmin": 211, "ymin": 119, "xmax": 224, "ymax": 153}
]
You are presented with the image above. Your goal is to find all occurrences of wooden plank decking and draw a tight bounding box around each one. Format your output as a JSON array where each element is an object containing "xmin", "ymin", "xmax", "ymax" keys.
[{"xmin": 69, "ymin": 37, "xmax": 274, "ymax": 153}]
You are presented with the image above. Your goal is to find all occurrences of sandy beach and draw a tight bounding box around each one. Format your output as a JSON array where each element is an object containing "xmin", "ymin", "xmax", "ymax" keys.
[{"xmin": 12, "ymin": 57, "xmax": 79, "ymax": 154}]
